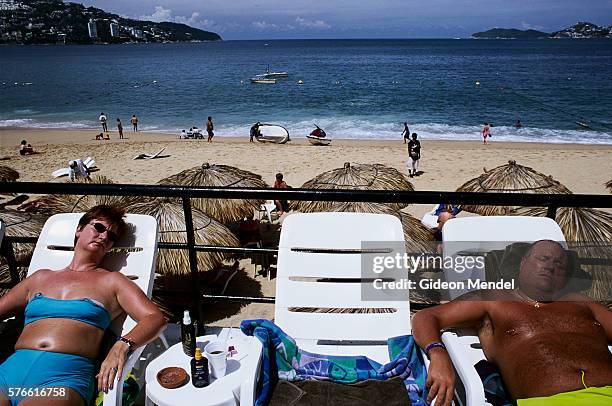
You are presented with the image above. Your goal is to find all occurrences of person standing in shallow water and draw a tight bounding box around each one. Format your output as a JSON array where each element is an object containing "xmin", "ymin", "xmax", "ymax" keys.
[
  {"xmin": 402, "ymin": 122, "xmax": 410, "ymax": 143},
  {"xmin": 206, "ymin": 116, "xmax": 214, "ymax": 142},
  {"xmin": 99, "ymin": 112, "xmax": 108, "ymax": 132},
  {"xmin": 482, "ymin": 122, "xmax": 491, "ymax": 144},
  {"xmin": 117, "ymin": 118, "xmax": 124, "ymax": 139},
  {"xmin": 131, "ymin": 115, "xmax": 139, "ymax": 132}
]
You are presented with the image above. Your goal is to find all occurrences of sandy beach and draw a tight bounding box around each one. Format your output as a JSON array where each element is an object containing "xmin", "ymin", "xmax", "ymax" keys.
[{"xmin": 1, "ymin": 128, "xmax": 611, "ymax": 325}]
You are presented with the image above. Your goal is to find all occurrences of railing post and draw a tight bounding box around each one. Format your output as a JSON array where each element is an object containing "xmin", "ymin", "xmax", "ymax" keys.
[
  {"xmin": 181, "ymin": 197, "xmax": 203, "ymax": 331},
  {"xmin": 546, "ymin": 204, "xmax": 558, "ymax": 220},
  {"xmin": 0, "ymin": 238, "xmax": 20, "ymax": 288}
]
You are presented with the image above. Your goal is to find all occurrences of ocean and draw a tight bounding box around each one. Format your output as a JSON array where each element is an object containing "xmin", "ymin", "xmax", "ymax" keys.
[{"xmin": 1, "ymin": 39, "xmax": 611, "ymax": 144}]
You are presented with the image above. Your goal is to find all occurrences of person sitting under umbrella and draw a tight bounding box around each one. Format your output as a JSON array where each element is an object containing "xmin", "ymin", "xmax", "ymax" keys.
[
  {"xmin": 0, "ymin": 205, "xmax": 166, "ymax": 405},
  {"xmin": 412, "ymin": 240, "xmax": 612, "ymax": 406}
]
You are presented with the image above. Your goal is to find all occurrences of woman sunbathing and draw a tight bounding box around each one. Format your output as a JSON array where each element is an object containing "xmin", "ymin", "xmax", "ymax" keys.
[{"xmin": 0, "ymin": 205, "xmax": 166, "ymax": 405}]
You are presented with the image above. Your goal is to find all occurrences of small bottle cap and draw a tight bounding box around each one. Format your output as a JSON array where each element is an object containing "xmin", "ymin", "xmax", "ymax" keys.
[
  {"xmin": 194, "ymin": 347, "xmax": 202, "ymax": 360},
  {"xmin": 183, "ymin": 310, "xmax": 191, "ymax": 325}
]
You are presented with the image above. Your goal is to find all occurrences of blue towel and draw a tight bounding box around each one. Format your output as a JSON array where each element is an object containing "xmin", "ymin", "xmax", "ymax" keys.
[{"xmin": 241, "ymin": 319, "xmax": 428, "ymax": 406}]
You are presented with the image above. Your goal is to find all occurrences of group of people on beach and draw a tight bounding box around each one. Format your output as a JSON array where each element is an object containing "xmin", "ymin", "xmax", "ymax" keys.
[
  {"xmin": 179, "ymin": 116, "xmax": 215, "ymax": 141},
  {"xmin": 98, "ymin": 112, "xmax": 139, "ymax": 140}
]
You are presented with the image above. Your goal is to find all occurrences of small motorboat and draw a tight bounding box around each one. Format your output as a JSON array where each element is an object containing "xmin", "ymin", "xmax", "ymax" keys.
[
  {"xmin": 261, "ymin": 67, "xmax": 288, "ymax": 78},
  {"xmin": 576, "ymin": 121, "xmax": 590, "ymax": 129},
  {"xmin": 254, "ymin": 124, "xmax": 290, "ymax": 144},
  {"xmin": 187, "ymin": 127, "xmax": 204, "ymax": 138},
  {"xmin": 306, "ymin": 125, "xmax": 331, "ymax": 146},
  {"xmin": 251, "ymin": 75, "xmax": 276, "ymax": 84}
]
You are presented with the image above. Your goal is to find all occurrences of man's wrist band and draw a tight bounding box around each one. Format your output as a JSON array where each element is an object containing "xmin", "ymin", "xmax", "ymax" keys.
[{"xmin": 424, "ymin": 341, "xmax": 446, "ymax": 358}]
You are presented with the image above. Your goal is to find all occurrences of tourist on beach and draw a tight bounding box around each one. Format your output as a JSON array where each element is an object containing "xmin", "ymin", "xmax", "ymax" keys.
[
  {"xmin": 482, "ymin": 122, "xmax": 491, "ymax": 144},
  {"xmin": 407, "ymin": 133, "xmax": 421, "ymax": 177},
  {"xmin": 273, "ymin": 173, "xmax": 291, "ymax": 215},
  {"xmin": 432, "ymin": 210, "xmax": 455, "ymax": 242},
  {"xmin": 117, "ymin": 118, "xmax": 124, "ymax": 139},
  {"xmin": 250, "ymin": 122, "xmax": 261, "ymax": 143},
  {"xmin": 131, "ymin": 115, "xmax": 139, "ymax": 132},
  {"xmin": 412, "ymin": 240, "xmax": 612, "ymax": 406},
  {"xmin": 402, "ymin": 122, "xmax": 410, "ymax": 143},
  {"xmin": 515, "ymin": 119, "xmax": 522, "ymax": 129},
  {"xmin": 99, "ymin": 112, "xmax": 108, "ymax": 132},
  {"xmin": 69, "ymin": 159, "xmax": 91, "ymax": 182},
  {"xmin": 0, "ymin": 205, "xmax": 166, "ymax": 405},
  {"xmin": 19, "ymin": 140, "xmax": 37, "ymax": 155},
  {"xmin": 206, "ymin": 116, "xmax": 214, "ymax": 142}
]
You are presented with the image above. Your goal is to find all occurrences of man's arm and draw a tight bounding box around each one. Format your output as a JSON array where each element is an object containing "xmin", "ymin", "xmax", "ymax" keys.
[
  {"xmin": 412, "ymin": 291, "xmax": 490, "ymax": 406},
  {"xmin": 587, "ymin": 300, "xmax": 612, "ymax": 343}
]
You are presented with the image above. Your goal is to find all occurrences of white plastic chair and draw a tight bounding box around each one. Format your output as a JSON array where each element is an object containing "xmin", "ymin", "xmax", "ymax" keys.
[
  {"xmin": 240, "ymin": 212, "xmax": 412, "ymax": 405},
  {"xmin": 440, "ymin": 215, "xmax": 566, "ymax": 406},
  {"xmin": 27, "ymin": 213, "xmax": 159, "ymax": 406},
  {"xmin": 259, "ymin": 200, "xmax": 277, "ymax": 223},
  {"xmin": 133, "ymin": 147, "xmax": 166, "ymax": 160},
  {"xmin": 421, "ymin": 204, "xmax": 441, "ymax": 229}
]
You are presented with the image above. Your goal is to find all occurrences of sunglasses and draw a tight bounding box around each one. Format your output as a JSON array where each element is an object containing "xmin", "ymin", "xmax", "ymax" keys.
[{"xmin": 90, "ymin": 222, "xmax": 118, "ymax": 242}]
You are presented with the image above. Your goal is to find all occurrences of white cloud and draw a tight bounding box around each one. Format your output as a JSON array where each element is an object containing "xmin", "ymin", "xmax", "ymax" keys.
[
  {"xmin": 139, "ymin": 6, "xmax": 172, "ymax": 22},
  {"xmin": 295, "ymin": 17, "xmax": 331, "ymax": 29},
  {"xmin": 520, "ymin": 21, "xmax": 545, "ymax": 31},
  {"xmin": 252, "ymin": 21, "xmax": 279, "ymax": 30},
  {"xmin": 175, "ymin": 12, "xmax": 201, "ymax": 26}
]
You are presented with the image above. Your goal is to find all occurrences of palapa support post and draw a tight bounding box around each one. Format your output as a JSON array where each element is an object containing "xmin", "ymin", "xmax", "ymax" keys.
[
  {"xmin": 182, "ymin": 196, "xmax": 203, "ymax": 332},
  {"xmin": 546, "ymin": 204, "xmax": 558, "ymax": 220},
  {"xmin": 0, "ymin": 237, "xmax": 20, "ymax": 289}
]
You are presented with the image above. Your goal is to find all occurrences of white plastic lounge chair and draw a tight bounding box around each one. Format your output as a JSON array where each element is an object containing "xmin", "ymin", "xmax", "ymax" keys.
[
  {"xmin": 440, "ymin": 215, "xmax": 567, "ymax": 406},
  {"xmin": 27, "ymin": 213, "xmax": 159, "ymax": 406},
  {"xmin": 240, "ymin": 212, "xmax": 412, "ymax": 405},
  {"xmin": 52, "ymin": 157, "xmax": 96, "ymax": 178},
  {"xmin": 133, "ymin": 147, "xmax": 166, "ymax": 160},
  {"xmin": 259, "ymin": 200, "xmax": 277, "ymax": 223}
]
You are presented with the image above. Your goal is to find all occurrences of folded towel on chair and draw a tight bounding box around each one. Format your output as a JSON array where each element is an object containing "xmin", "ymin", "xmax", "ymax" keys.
[{"xmin": 240, "ymin": 319, "xmax": 427, "ymax": 406}]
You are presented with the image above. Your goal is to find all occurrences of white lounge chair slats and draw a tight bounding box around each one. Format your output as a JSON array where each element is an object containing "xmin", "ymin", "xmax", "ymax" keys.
[
  {"xmin": 133, "ymin": 147, "xmax": 166, "ymax": 160},
  {"xmin": 274, "ymin": 212, "xmax": 411, "ymax": 365},
  {"xmin": 27, "ymin": 213, "xmax": 159, "ymax": 406}
]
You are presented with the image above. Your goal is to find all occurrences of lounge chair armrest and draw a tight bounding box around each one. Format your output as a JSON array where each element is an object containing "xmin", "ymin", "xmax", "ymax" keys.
[
  {"xmin": 102, "ymin": 346, "xmax": 145, "ymax": 406},
  {"xmin": 442, "ymin": 331, "xmax": 488, "ymax": 406},
  {"xmin": 238, "ymin": 339, "xmax": 264, "ymax": 406}
]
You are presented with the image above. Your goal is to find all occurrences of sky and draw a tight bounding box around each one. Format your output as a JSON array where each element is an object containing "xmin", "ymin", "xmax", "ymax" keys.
[{"xmin": 81, "ymin": 1, "xmax": 612, "ymax": 40}]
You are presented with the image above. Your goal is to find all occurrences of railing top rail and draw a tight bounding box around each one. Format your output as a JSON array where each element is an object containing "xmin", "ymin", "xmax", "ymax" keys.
[{"xmin": 1, "ymin": 181, "xmax": 611, "ymax": 208}]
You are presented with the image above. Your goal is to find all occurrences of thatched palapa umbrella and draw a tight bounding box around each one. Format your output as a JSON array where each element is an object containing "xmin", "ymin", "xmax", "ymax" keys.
[
  {"xmin": 606, "ymin": 180, "xmax": 612, "ymax": 193},
  {"xmin": 158, "ymin": 163, "xmax": 267, "ymax": 224},
  {"xmin": 20, "ymin": 175, "xmax": 140, "ymax": 214},
  {"xmin": 292, "ymin": 162, "xmax": 414, "ymax": 213},
  {"xmin": 127, "ymin": 198, "xmax": 239, "ymax": 275},
  {"xmin": 0, "ymin": 166, "xmax": 19, "ymax": 182},
  {"xmin": 456, "ymin": 160, "xmax": 572, "ymax": 216},
  {"xmin": 513, "ymin": 206, "xmax": 612, "ymax": 301}
]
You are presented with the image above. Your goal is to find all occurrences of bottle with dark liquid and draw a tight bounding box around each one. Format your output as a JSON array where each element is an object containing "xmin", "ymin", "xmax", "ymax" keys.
[
  {"xmin": 191, "ymin": 347, "xmax": 210, "ymax": 388},
  {"xmin": 181, "ymin": 310, "xmax": 196, "ymax": 357}
]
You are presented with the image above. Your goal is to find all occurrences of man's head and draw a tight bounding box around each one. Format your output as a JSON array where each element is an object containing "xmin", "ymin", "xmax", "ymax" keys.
[
  {"xmin": 411, "ymin": 133, "xmax": 418, "ymax": 140},
  {"xmin": 75, "ymin": 205, "xmax": 128, "ymax": 249},
  {"xmin": 21, "ymin": 140, "xmax": 27, "ymax": 145},
  {"xmin": 276, "ymin": 173, "xmax": 283, "ymax": 181},
  {"xmin": 519, "ymin": 240, "xmax": 568, "ymax": 293}
]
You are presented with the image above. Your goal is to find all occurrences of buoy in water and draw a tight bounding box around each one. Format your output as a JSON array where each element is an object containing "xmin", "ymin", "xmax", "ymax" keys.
[
  {"xmin": 475, "ymin": 81, "xmax": 480, "ymax": 86},
  {"xmin": 297, "ymin": 80, "xmax": 304, "ymax": 85}
]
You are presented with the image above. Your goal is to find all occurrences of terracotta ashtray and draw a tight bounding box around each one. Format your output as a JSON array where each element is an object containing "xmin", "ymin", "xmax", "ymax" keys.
[{"xmin": 157, "ymin": 367, "xmax": 189, "ymax": 389}]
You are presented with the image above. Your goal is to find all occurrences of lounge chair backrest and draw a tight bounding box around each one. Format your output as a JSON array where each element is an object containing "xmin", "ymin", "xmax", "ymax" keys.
[
  {"xmin": 442, "ymin": 215, "xmax": 566, "ymax": 299},
  {"xmin": 275, "ymin": 212, "xmax": 410, "ymax": 361},
  {"xmin": 27, "ymin": 213, "xmax": 158, "ymax": 338}
]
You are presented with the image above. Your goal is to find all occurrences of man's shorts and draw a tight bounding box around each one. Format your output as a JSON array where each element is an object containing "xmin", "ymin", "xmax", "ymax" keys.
[{"xmin": 517, "ymin": 386, "xmax": 612, "ymax": 405}]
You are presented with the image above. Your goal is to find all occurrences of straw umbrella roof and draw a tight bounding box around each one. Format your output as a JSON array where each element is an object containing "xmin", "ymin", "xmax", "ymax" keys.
[
  {"xmin": 291, "ymin": 162, "xmax": 414, "ymax": 212},
  {"xmin": 158, "ymin": 163, "xmax": 268, "ymax": 224},
  {"xmin": 456, "ymin": 160, "xmax": 572, "ymax": 216},
  {"xmin": 127, "ymin": 198, "xmax": 239, "ymax": 276},
  {"xmin": 606, "ymin": 180, "xmax": 612, "ymax": 193},
  {"xmin": 0, "ymin": 209, "xmax": 46, "ymax": 262},
  {"xmin": 19, "ymin": 175, "xmax": 140, "ymax": 214},
  {"xmin": 513, "ymin": 206, "xmax": 612, "ymax": 300},
  {"xmin": 0, "ymin": 166, "xmax": 19, "ymax": 182}
]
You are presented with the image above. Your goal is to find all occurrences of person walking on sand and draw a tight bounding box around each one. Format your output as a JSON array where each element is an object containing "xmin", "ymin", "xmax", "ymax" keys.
[
  {"xmin": 402, "ymin": 122, "xmax": 410, "ymax": 143},
  {"xmin": 99, "ymin": 112, "xmax": 108, "ymax": 132},
  {"xmin": 407, "ymin": 133, "xmax": 421, "ymax": 177},
  {"xmin": 206, "ymin": 116, "xmax": 214, "ymax": 142},
  {"xmin": 117, "ymin": 118, "xmax": 124, "ymax": 139},
  {"xmin": 482, "ymin": 122, "xmax": 491, "ymax": 144},
  {"xmin": 131, "ymin": 114, "xmax": 139, "ymax": 132}
]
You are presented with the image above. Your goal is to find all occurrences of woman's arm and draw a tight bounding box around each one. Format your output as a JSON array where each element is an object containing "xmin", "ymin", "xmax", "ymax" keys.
[
  {"xmin": 97, "ymin": 272, "xmax": 166, "ymax": 392},
  {"xmin": 0, "ymin": 270, "xmax": 42, "ymax": 319}
]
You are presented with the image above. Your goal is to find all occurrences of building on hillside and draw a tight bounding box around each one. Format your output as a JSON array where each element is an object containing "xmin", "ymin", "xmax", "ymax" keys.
[
  {"xmin": 110, "ymin": 22, "xmax": 119, "ymax": 37},
  {"xmin": 87, "ymin": 19, "xmax": 97, "ymax": 38}
]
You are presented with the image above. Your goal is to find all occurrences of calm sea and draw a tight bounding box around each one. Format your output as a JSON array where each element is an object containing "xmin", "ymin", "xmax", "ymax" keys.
[{"xmin": 1, "ymin": 39, "xmax": 611, "ymax": 144}]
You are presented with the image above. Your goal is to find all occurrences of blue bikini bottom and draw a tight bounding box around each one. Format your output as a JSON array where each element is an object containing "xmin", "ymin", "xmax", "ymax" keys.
[{"xmin": 0, "ymin": 349, "xmax": 94, "ymax": 405}]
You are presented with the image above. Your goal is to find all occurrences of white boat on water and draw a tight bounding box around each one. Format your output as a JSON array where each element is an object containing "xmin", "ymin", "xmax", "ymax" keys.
[
  {"xmin": 254, "ymin": 124, "xmax": 290, "ymax": 144},
  {"xmin": 250, "ymin": 75, "xmax": 276, "ymax": 84},
  {"xmin": 261, "ymin": 67, "xmax": 288, "ymax": 78}
]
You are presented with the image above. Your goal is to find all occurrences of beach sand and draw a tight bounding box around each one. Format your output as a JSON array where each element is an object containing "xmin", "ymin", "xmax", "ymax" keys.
[{"xmin": 1, "ymin": 128, "xmax": 611, "ymax": 325}]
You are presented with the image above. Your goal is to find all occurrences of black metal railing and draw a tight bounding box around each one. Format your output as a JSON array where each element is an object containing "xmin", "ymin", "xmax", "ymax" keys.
[{"xmin": 1, "ymin": 181, "xmax": 611, "ymax": 321}]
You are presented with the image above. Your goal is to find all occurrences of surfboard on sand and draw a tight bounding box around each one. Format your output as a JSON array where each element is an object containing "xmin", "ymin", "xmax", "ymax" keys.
[{"xmin": 255, "ymin": 124, "xmax": 290, "ymax": 144}]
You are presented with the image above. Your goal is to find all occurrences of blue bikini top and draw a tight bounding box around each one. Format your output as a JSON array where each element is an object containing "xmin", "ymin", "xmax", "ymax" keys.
[{"xmin": 24, "ymin": 292, "xmax": 111, "ymax": 330}]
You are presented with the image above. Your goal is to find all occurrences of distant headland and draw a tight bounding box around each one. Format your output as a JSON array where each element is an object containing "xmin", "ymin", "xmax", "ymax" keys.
[
  {"xmin": 0, "ymin": 0, "xmax": 221, "ymax": 44},
  {"xmin": 473, "ymin": 22, "xmax": 612, "ymax": 39}
]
